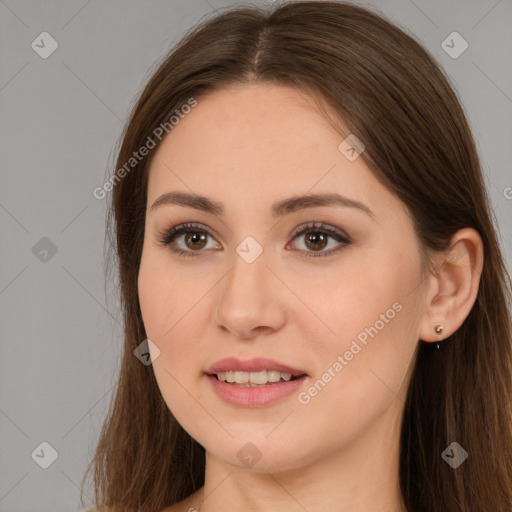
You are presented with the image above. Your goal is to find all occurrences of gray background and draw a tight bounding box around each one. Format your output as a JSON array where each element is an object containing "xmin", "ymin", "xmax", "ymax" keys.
[{"xmin": 1, "ymin": 0, "xmax": 511, "ymax": 510}]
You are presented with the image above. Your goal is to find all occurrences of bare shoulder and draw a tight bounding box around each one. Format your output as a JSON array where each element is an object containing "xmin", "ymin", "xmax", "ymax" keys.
[
  {"xmin": 159, "ymin": 489, "xmax": 202, "ymax": 512},
  {"xmin": 78, "ymin": 491, "xmax": 202, "ymax": 512},
  {"xmin": 79, "ymin": 506, "xmax": 115, "ymax": 512}
]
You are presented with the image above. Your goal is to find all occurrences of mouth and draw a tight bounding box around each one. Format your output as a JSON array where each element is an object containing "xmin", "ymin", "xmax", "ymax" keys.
[
  {"xmin": 211, "ymin": 370, "xmax": 305, "ymax": 386},
  {"xmin": 206, "ymin": 357, "xmax": 308, "ymax": 383},
  {"xmin": 205, "ymin": 357, "xmax": 309, "ymax": 407}
]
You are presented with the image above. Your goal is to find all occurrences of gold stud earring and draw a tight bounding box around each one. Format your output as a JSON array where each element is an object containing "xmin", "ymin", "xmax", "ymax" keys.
[{"xmin": 434, "ymin": 324, "xmax": 444, "ymax": 349}]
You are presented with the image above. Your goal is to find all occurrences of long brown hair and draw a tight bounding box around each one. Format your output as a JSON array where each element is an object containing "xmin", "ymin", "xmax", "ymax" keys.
[{"xmin": 81, "ymin": 2, "xmax": 512, "ymax": 510}]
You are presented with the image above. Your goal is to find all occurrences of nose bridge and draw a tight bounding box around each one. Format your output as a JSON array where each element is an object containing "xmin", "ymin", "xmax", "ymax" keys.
[
  {"xmin": 222, "ymin": 243, "xmax": 269, "ymax": 305},
  {"xmin": 213, "ymin": 241, "xmax": 286, "ymax": 337}
]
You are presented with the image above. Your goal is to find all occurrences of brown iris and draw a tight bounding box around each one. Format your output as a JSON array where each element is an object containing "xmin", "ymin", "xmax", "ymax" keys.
[
  {"xmin": 185, "ymin": 231, "xmax": 208, "ymax": 250},
  {"xmin": 304, "ymin": 232, "xmax": 328, "ymax": 251}
]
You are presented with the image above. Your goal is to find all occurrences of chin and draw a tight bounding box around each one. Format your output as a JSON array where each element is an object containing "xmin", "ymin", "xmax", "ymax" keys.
[{"xmin": 196, "ymin": 428, "xmax": 317, "ymax": 474}]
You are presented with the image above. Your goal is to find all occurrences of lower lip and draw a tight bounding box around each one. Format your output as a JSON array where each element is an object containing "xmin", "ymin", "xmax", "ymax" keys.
[{"xmin": 206, "ymin": 374, "xmax": 308, "ymax": 407}]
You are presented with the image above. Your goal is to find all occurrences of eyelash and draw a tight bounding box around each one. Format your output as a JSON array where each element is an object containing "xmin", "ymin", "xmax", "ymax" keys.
[{"xmin": 156, "ymin": 222, "xmax": 352, "ymax": 258}]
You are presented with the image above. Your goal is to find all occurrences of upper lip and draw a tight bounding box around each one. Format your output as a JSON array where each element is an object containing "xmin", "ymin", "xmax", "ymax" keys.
[{"xmin": 206, "ymin": 357, "xmax": 307, "ymax": 377}]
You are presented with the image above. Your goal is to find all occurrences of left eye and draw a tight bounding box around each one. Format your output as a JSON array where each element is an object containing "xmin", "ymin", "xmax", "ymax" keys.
[
  {"xmin": 286, "ymin": 222, "xmax": 352, "ymax": 257},
  {"xmin": 156, "ymin": 222, "xmax": 351, "ymax": 258}
]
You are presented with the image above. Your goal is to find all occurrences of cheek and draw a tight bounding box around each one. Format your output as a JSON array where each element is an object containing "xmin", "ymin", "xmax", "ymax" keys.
[
  {"xmin": 308, "ymin": 248, "xmax": 420, "ymax": 395},
  {"xmin": 138, "ymin": 266, "xmax": 166, "ymax": 339},
  {"xmin": 138, "ymin": 248, "xmax": 190, "ymax": 339},
  {"xmin": 293, "ymin": 292, "xmax": 417, "ymax": 452},
  {"xmin": 138, "ymin": 258, "xmax": 204, "ymax": 422},
  {"xmin": 138, "ymin": 250, "xmax": 206, "ymax": 383}
]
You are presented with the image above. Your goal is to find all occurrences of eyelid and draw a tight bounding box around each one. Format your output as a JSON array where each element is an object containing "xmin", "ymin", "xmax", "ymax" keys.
[
  {"xmin": 288, "ymin": 222, "xmax": 350, "ymax": 242},
  {"xmin": 156, "ymin": 221, "xmax": 352, "ymax": 258},
  {"xmin": 285, "ymin": 222, "xmax": 351, "ymax": 257},
  {"xmin": 155, "ymin": 222, "xmax": 221, "ymax": 253}
]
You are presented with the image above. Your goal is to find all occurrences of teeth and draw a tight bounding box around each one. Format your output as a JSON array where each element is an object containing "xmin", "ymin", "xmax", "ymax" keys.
[
  {"xmin": 216, "ymin": 370, "xmax": 294, "ymax": 385},
  {"xmin": 267, "ymin": 370, "xmax": 282, "ymax": 382}
]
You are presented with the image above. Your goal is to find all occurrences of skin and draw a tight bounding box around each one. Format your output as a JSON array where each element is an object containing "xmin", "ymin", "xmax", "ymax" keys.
[{"xmin": 137, "ymin": 82, "xmax": 484, "ymax": 512}]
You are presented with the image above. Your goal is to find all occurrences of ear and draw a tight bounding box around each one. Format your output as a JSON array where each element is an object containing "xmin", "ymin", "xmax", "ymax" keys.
[{"xmin": 418, "ymin": 228, "xmax": 484, "ymax": 343}]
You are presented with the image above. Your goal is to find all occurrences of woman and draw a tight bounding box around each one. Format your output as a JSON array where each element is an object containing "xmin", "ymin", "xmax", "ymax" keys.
[{"xmin": 80, "ymin": 1, "xmax": 512, "ymax": 511}]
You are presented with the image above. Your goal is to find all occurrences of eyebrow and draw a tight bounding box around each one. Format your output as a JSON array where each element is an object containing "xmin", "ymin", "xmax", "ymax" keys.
[{"xmin": 150, "ymin": 191, "xmax": 375, "ymax": 219}]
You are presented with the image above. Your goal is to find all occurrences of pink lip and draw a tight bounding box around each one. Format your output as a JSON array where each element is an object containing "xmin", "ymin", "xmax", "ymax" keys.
[
  {"xmin": 206, "ymin": 374, "xmax": 308, "ymax": 407},
  {"xmin": 205, "ymin": 357, "xmax": 309, "ymax": 408},
  {"xmin": 206, "ymin": 357, "xmax": 307, "ymax": 377}
]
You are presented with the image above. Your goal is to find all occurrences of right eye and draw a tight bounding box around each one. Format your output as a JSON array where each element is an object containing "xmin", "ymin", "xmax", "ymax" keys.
[{"xmin": 156, "ymin": 222, "xmax": 221, "ymax": 257}]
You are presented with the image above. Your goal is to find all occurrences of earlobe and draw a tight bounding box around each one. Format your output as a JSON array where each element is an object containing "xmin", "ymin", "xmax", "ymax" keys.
[{"xmin": 418, "ymin": 228, "xmax": 484, "ymax": 344}]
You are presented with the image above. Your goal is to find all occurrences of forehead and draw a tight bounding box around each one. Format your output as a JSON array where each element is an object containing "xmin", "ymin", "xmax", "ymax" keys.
[
  {"xmin": 146, "ymin": 83, "xmax": 403, "ymax": 221},
  {"xmin": 152, "ymin": 83, "xmax": 341, "ymax": 166}
]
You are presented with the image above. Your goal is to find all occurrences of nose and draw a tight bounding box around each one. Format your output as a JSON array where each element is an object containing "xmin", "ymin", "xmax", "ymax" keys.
[{"xmin": 212, "ymin": 247, "xmax": 287, "ymax": 340}]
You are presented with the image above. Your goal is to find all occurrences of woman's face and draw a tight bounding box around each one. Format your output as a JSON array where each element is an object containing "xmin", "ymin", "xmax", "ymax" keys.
[{"xmin": 138, "ymin": 82, "xmax": 429, "ymax": 472}]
